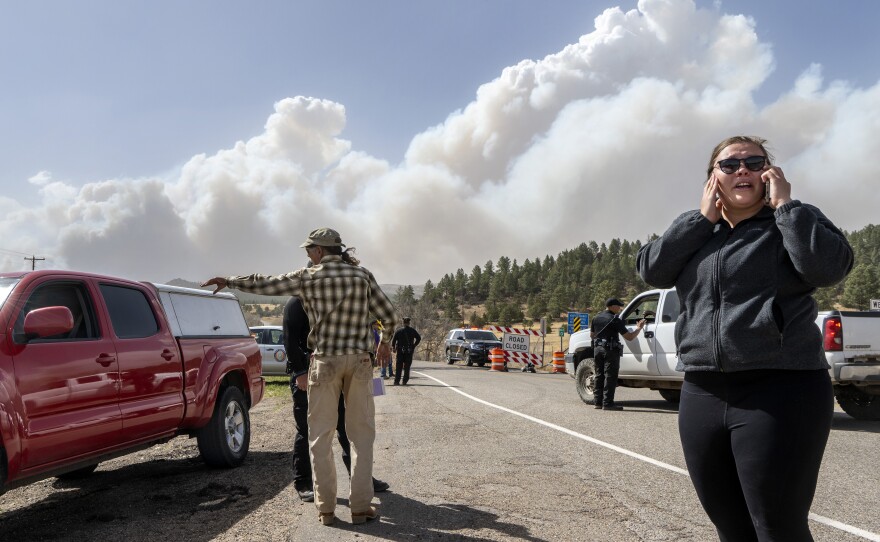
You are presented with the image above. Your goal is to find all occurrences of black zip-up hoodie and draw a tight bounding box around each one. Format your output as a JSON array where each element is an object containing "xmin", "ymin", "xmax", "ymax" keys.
[{"xmin": 636, "ymin": 200, "xmax": 853, "ymax": 373}]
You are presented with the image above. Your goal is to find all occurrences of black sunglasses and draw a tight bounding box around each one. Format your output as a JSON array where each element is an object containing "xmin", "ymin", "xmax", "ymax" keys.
[{"xmin": 716, "ymin": 155, "xmax": 767, "ymax": 174}]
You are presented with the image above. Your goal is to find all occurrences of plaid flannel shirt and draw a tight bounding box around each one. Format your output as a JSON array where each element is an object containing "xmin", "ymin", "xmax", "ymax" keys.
[{"xmin": 227, "ymin": 255, "xmax": 398, "ymax": 356}]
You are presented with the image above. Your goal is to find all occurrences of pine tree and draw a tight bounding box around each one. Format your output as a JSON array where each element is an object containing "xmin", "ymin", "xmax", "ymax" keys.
[{"xmin": 842, "ymin": 263, "xmax": 880, "ymax": 310}]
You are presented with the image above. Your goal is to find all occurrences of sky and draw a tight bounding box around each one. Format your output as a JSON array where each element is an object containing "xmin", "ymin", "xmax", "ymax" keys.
[{"xmin": 1, "ymin": 0, "xmax": 878, "ymax": 286}]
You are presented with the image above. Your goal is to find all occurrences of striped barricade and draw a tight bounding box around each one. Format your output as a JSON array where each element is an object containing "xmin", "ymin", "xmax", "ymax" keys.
[
  {"xmin": 485, "ymin": 326, "xmax": 544, "ymax": 337},
  {"xmin": 503, "ymin": 351, "xmax": 544, "ymax": 367}
]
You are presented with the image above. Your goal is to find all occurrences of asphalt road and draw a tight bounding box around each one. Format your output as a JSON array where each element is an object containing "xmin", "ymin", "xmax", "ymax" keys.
[
  {"xmin": 2, "ymin": 360, "xmax": 877, "ymax": 541},
  {"xmin": 289, "ymin": 360, "xmax": 880, "ymax": 541}
]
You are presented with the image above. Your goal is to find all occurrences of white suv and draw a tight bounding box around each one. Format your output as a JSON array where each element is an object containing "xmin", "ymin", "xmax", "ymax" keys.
[{"xmin": 249, "ymin": 326, "xmax": 288, "ymax": 376}]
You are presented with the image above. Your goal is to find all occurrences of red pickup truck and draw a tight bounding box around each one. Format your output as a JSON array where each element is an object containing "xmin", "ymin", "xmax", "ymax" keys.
[{"xmin": 0, "ymin": 270, "xmax": 264, "ymax": 491}]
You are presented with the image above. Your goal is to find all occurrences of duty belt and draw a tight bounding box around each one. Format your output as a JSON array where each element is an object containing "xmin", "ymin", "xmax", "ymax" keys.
[{"xmin": 595, "ymin": 339, "xmax": 619, "ymax": 348}]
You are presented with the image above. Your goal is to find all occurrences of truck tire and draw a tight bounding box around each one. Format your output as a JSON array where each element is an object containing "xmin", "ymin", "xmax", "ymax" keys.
[
  {"xmin": 446, "ymin": 350, "xmax": 455, "ymax": 364},
  {"xmin": 574, "ymin": 358, "xmax": 598, "ymax": 406},
  {"xmin": 658, "ymin": 389, "xmax": 681, "ymax": 403},
  {"xmin": 464, "ymin": 350, "xmax": 473, "ymax": 366},
  {"xmin": 197, "ymin": 386, "xmax": 251, "ymax": 468},
  {"xmin": 834, "ymin": 386, "xmax": 880, "ymax": 421}
]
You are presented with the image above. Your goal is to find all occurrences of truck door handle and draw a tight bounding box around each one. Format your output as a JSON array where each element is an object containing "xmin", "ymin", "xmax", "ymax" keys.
[
  {"xmin": 161, "ymin": 349, "xmax": 175, "ymax": 361},
  {"xmin": 644, "ymin": 331, "xmax": 654, "ymax": 338},
  {"xmin": 95, "ymin": 354, "xmax": 116, "ymax": 366}
]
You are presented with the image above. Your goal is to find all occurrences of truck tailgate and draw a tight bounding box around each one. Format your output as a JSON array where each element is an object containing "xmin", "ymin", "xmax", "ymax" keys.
[{"xmin": 841, "ymin": 312, "xmax": 880, "ymax": 358}]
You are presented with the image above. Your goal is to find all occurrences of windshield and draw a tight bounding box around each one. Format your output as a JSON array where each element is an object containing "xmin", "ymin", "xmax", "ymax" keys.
[
  {"xmin": 464, "ymin": 330, "xmax": 498, "ymax": 341},
  {"xmin": 0, "ymin": 277, "xmax": 20, "ymax": 309}
]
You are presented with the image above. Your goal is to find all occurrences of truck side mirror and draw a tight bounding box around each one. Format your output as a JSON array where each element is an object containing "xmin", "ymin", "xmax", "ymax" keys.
[{"xmin": 23, "ymin": 306, "xmax": 74, "ymax": 341}]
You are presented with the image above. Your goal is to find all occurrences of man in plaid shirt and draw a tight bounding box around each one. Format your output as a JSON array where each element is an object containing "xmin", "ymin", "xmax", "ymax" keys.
[{"xmin": 203, "ymin": 227, "xmax": 398, "ymax": 526}]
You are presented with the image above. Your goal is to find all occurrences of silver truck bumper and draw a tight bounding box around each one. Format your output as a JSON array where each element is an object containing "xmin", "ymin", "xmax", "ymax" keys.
[
  {"xmin": 835, "ymin": 362, "xmax": 880, "ymax": 383},
  {"xmin": 564, "ymin": 353, "xmax": 576, "ymax": 379}
]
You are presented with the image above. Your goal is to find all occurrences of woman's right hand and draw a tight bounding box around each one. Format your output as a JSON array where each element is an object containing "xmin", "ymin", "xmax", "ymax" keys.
[{"xmin": 701, "ymin": 175, "xmax": 723, "ymax": 223}]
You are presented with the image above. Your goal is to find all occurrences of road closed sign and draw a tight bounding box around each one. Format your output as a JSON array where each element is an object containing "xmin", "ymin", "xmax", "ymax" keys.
[{"xmin": 503, "ymin": 332, "xmax": 530, "ymax": 353}]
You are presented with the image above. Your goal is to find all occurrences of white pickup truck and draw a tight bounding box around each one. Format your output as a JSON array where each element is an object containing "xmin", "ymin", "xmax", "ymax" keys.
[{"xmin": 565, "ymin": 288, "xmax": 880, "ymax": 420}]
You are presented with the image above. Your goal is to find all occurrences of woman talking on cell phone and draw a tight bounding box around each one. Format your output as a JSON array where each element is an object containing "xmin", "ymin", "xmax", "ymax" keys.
[{"xmin": 636, "ymin": 136, "xmax": 853, "ymax": 541}]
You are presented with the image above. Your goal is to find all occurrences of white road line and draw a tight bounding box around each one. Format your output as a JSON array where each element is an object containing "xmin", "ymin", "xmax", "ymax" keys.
[{"xmin": 414, "ymin": 371, "xmax": 880, "ymax": 542}]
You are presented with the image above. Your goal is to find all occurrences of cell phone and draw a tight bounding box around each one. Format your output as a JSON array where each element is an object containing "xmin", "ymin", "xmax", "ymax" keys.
[{"xmin": 763, "ymin": 182, "xmax": 770, "ymax": 205}]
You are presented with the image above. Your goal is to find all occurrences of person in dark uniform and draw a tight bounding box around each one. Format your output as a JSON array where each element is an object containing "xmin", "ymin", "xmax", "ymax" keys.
[
  {"xmin": 590, "ymin": 298, "xmax": 646, "ymax": 411},
  {"xmin": 283, "ymin": 296, "xmax": 389, "ymax": 501},
  {"xmin": 391, "ymin": 317, "xmax": 421, "ymax": 386}
]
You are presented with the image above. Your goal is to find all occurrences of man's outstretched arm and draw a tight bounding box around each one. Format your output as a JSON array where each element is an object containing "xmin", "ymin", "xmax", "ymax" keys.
[{"xmin": 201, "ymin": 277, "xmax": 228, "ymax": 294}]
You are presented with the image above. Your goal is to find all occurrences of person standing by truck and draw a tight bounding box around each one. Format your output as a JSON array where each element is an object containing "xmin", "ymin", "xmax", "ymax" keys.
[
  {"xmin": 590, "ymin": 298, "xmax": 646, "ymax": 410},
  {"xmin": 636, "ymin": 135, "xmax": 853, "ymax": 540},
  {"xmin": 203, "ymin": 227, "xmax": 398, "ymax": 526},
  {"xmin": 283, "ymin": 296, "xmax": 389, "ymax": 502}
]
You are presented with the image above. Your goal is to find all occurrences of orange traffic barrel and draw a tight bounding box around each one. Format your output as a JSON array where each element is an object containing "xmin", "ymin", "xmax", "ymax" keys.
[
  {"xmin": 552, "ymin": 351, "xmax": 566, "ymax": 373},
  {"xmin": 489, "ymin": 348, "xmax": 507, "ymax": 372}
]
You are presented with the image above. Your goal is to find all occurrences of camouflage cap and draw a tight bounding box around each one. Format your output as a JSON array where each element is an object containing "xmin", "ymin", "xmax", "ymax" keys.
[{"xmin": 299, "ymin": 227, "xmax": 346, "ymax": 248}]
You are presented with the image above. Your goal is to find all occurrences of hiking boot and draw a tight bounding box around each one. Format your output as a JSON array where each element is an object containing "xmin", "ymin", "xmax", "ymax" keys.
[{"xmin": 351, "ymin": 505, "xmax": 379, "ymax": 525}]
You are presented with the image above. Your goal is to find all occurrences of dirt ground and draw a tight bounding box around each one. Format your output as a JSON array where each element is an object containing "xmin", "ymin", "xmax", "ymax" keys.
[{"xmin": 0, "ymin": 379, "xmax": 299, "ymax": 542}]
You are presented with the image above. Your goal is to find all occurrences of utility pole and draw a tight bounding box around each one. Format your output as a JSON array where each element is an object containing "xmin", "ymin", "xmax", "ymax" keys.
[
  {"xmin": 541, "ymin": 317, "xmax": 546, "ymax": 366},
  {"xmin": 24, "ymin": 255, "xmax": 45, "ymax": 270}
]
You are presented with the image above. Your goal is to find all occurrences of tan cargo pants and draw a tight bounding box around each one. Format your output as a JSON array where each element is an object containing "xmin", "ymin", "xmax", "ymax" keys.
[{"xmin": 307, "ymin": 352, "xmax": 376, "ymax": 514}]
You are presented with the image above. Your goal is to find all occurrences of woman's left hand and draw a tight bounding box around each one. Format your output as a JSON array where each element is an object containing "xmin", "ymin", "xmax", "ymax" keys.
[{"xmin": 761, "ymin": 166, "xmax": 793, "ymax": 209}]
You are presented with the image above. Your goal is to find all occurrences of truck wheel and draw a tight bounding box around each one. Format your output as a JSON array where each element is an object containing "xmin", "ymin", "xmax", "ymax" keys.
[
  {"xmin": 446, "ymin": 349, "xmax": 455, "ymax": 364},
  {"xmin": 658, "ymin": 389, "xmax": 681, "ymax": 403},
  {"xmin": 56, "ymin": 463, "xmax": 99, "ymax": 480},
  {"xmin": 197, "ymin": 386, "xmax": 251, "ymax": 468},
  {"xmin": 574, "ymin": 358, "xmax": 598, "ymax": 406},
  {"xmin": 834, "ymin": 386, "xmax": 880, "ymax": 421},
  {"xmin": 464, "ymin": 350, "xmax": 473, "ymax": 366}
]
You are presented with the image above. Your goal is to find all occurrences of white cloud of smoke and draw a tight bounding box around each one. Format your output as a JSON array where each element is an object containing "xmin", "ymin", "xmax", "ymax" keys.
[{"xmin": 1, "ymin": 0, "xmax": 877, "ymax": 286}]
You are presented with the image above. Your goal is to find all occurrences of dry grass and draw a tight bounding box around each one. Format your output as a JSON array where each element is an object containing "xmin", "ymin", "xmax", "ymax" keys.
[{"xmin": 262, "ymin": 376, "xmax": 291, "ymax": 399}]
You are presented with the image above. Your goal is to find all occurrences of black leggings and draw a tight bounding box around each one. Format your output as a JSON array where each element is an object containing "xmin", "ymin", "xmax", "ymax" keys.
[{"xmin": 678, "ymin": 369, "xmax": 833, "ymax": 542}]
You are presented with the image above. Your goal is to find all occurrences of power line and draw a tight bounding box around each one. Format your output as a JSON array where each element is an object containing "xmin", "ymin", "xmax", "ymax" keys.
[{"xmin": 0, "ymin": 246, "xmax": 33, "ymax": 257}]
